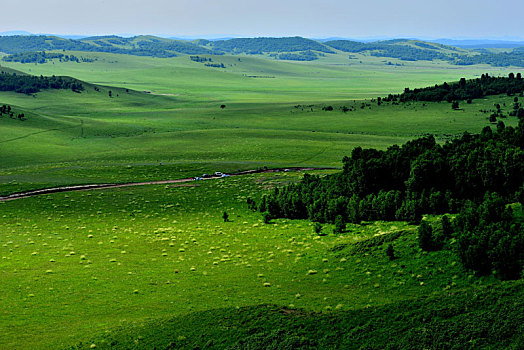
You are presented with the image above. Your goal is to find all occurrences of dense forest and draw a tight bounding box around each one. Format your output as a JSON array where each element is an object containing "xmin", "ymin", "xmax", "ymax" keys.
[
  {"xmin": 0, "ymin": 72, "xmax": 84, "ymax": 94},
  {"xmin": 257, "ymin": 76, "xmax": 524, "ymax": 279},
  {"xmin": 387, "ymin": 73, "xmax": 524, "ymax": 103}
]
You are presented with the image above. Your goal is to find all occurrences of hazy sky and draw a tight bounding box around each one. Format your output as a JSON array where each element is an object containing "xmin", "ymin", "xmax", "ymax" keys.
[{"xmin": 3, "ymin": 0, "xmax": 524, "ymax": 39}]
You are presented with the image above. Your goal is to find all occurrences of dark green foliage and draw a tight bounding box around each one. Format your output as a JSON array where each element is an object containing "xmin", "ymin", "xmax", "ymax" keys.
[
  {"xmin": 455, "ymin": 50, "xmax": 524, "ymax": 67},
  {"xmin": 418, "ymin": 220, "xmax": 441, "ymax": 251},
  {"xmin": 276, "ymin": 50, "xmax": 318, "ymax": 61},
  {"xmin": 246, "ymin": 197, "xmax": 257, "ymax": 211},
  {"xmin": 189, "ymin": 55, "xmax": 211, "ymax": 63},
  {"xmin": 259, "ymin": 122, "xmax": 524, "ymax": 226},
  {"xmin": 440, "ymin": 215, "xmax": 452, "ymax": 239},
  {"xmin": 385, "ymin": 243, "xmax": 395, "ymax": 260},
  {"xmin": 207, "ymin": 37, "xmax": 334, "ymax": 54},
  {"xmin": 388, "ymin": 73, "xmax": 524, "ymax": 103},
  {"xmin": 222, "ymin": 211, "xmax": 229, "ymax": 222},
  {"xmin": 2, "ymin": 51, "xmax": 95, "ymax": 64},
  {"xmin": 451, "ymin": 101, "xmax": 460, "ymax": 109},
  {"xmin": 205, "ymin": 62, "xmax": 226, "ymax": 68},
  {"xmin": 0, "ymin": 72, "xmax": 84, "ymax": 94},
  {"xmin": 263, "ymin": 211, "xmax": 272, "ymax": 224},
  {"xmin": 455, "ymin": 194, "xmax": 524, "ymax": 279},
  {"xmin": 333, "ymin": 215, "xmax": 345, "ymax": 234},
  {"xmin": 313, "ymin": 222, "xmax": 322, "ymax": 234}
]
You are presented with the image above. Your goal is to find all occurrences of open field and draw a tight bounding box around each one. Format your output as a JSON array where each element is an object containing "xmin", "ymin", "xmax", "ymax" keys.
[
  {"xmin": 0, "ymin": 52, "xmax": 521, "ymax": 195},
  {"xmin": 2, "ymin": 171, "xmax": 519, "ymax": 349},
  {"xmin": 0, "ymin": 51, "xmax": 523, "ymax": 348}
]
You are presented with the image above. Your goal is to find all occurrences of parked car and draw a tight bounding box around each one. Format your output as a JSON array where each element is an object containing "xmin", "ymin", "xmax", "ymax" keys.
[
  {"xmin": 202, "ymin": 174, "xmax": 211, "ymax": 178},
  {"xmin": 214, "ymin": 172, "xmax": 224, "ymax": 176}
]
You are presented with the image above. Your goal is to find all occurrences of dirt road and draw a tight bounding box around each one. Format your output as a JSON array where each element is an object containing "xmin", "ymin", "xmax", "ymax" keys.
[{"xmin": 0, "ymin": 167, "xmax": 334, "ymax": 202}]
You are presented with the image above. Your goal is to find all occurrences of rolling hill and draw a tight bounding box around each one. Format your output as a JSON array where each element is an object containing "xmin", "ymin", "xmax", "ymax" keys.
[{"xmin": 3, "ymin": 34, "xmax": 524, "ymax": 66}]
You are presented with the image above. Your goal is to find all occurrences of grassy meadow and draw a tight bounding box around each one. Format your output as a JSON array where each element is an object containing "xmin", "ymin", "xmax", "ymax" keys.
[
  {"xmin": 1, "ymin": 171, "xmax": 515, "ymax": 349},
  {"xmin": 0, "ymin": 51, "xmax": 523, "ymax": 348},
  {"xmin": 0, "ymin": 51, "xmax": 521, "ymax": 194}
]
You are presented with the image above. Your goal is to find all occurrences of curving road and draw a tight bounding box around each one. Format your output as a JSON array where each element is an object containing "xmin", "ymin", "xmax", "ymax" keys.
[{"xmin": 0, "ymin": 167, "xmax": 334, "ymax": 202}]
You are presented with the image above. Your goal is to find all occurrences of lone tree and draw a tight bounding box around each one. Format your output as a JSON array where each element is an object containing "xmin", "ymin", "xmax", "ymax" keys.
[
  {"xmin": 451, "ymin": 101, "xmax": 460, "ymax": 110},
  {"xmin": 222, "ymin": 211, "xmax": 229, "ymax": 222},
  {"xmin": 220, "ymin": 104, "xmax": 226, "ymax": 109},
  {"xmin": 108, "ymin": 90, "xmax": 112, "ymax": 98},
  {"xmin": 386, "ymin": 244, "xmax": 395, "ymax": 260},
  {"xmin": 333, "ymin": 215, "xmax": 346, "ymax": 234}
]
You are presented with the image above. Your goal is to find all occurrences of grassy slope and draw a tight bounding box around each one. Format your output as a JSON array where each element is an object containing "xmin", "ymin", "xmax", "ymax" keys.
[
  {"xmin": 0, "ymin": 53, "xmax": 523, "ymax": 349},
  {"xmin": 0, "ymin": 52, "xmax": 521, "ymax": 195},
  {"xmin": 0, "ymin": 171, "xmax": 520, "ymax": 349},
  {"xmin": 70, "ymin": 283, "xmax": 524, "ymax": 349}
]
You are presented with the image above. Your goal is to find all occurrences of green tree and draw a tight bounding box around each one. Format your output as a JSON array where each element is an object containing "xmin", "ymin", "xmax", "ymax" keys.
[
  {"xmin": 386, "ymin": 244, "xmax": 395, "ymax": 260},
  {"xmin": 333, "ymin": 215, "xmax": 345, "ymax": 234},
  {"xmin": 418, "ymin": 220, "xmax": 440, "ymax": 251}
]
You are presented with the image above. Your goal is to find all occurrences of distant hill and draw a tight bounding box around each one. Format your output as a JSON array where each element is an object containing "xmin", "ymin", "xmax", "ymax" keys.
[
  {"xmin": 3, "ymin": 34, "xmax": 524, "ymax": 67},
  {"xmin": 194, "ymin": 36, "xmax": 335, "ymax": 61},
  {"xmin": 201, "ymin": 37, "xmax": 334, "ymax": 54},
  {"xmin": 78, "ymin": 35, "xmax": 216, "ymax": 57},
  {"xmin": 0, "ymin": 35, "xmax": 216, "ymax": 58},
  {"xmin": 432, "ymin": 39, "xmax": 524, "ymax": 49},
  {"xmin": 324, "ymin": 39, "xmax": 465, "ymax": 62}
]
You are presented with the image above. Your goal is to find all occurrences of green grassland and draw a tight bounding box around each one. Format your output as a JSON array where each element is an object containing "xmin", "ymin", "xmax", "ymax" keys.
[
  {"xmin": 0, "ymin": 52, "xmax": 520, "ymax": 195},
  {"xmin": 0, "ymin": 51, "xmax": 523, "ymax": 348},
  {"xmin": 1, "ymin": 171, "xmax": 521, "ymax": 349}
]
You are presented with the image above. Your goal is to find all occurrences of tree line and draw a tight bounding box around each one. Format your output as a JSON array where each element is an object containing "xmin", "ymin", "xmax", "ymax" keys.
[
  {"xmin": 0, "ymin": 104, "xmax": 25, "ymax": 120},
  {"xmin": 384, "ymin": 73, "xmax": 524, "ymax": 103},
  {"xmin": 0, "ymin": 72, "xmax": 84, "ymax": 94},
  {"xmin": 2, "ymin": 52, "xmax": 95, "ymax": 64},
  {"xmin": 255, "ymin": 81, "xmax": 524, "ymax": 279}
]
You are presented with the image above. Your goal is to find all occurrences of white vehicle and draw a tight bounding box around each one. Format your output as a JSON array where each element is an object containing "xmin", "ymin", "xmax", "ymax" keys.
[
  {"xmin": 214, "ymin": 172, "xmax": 224, "ymax": 176},
  {"xmin": 221, "ymin": 174, "xmax": 230, "ymax": 178}
]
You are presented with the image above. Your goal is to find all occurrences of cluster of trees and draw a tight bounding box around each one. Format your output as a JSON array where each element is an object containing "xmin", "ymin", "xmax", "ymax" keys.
[
  {"xmin": 190, "ymin": 55, "xmax": 211, "ymax": 63},
  {"xmin": 205, "ymin": 63, "xmax": 226, "ymax": 68},
  {"xmin": 257, "ymin": 120, "xmax": 524, "ymax": 278},
  {"xmin": 384, "ymin": 73, "xmax": 524, "ymax": 103},
  {"xmin": 0, "ymin": 104, "xmax": 24, "ymax": 120},
  {"xmin": 2, "ymin": 52, "xmax": 95, "ymax": 64},
  {"xmin": 0, "ymin": 72, "xmax": 84, "ymax": 94},
  {"xmin": 418, "ymin": 193, "xmax": 523, "ymax": 279},
  {"xmin": 276, "ymin": 50, "xmax": 319, "ymax": 61},
  {"xmin": 207, "ymin": 37, "xmax": 334, "ymax": 54}
]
